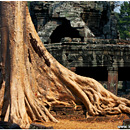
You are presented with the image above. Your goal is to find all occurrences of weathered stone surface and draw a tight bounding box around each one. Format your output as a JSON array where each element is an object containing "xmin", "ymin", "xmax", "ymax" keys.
[
  {"xmin": 29, "ymin": 123, "xmax": 53, "ymax": 129},
  {"xmin": 0, "ymin": 121, "xmax": 21, "ymax": 129},
  {"xmin": 45, "ymin": 40, "xmax": 130, "ymax": 68},
  {"xmin": 44, "ymin": 39, "xmax": 130, "ymax": 95},
  {"xmin": 122, "ymin": 119, "xmax": 130, "ymax": 129},
  {"xmin": 10, "ymin": 123, "xmax": 21, "ymax": 129},
  {"xmin": 30, "ymin": 1, "xmax": 118, "ymax": 44},
  {"xmin": 0, "ymin": 121, "xmax": 11, "ymax": 129},
  {"xmin": 61, "ymin": 37, "xmax": 72, "ymax": 42}
]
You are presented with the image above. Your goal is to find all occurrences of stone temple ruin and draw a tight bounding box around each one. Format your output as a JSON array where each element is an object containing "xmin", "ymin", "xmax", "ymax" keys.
[
  {"xmin": 30, "ymin": 1, "xmax": 119, "ymax": 43},
  {"xmin": 29, "ymin": 1, "xmax": 130, "ymax": 96}
]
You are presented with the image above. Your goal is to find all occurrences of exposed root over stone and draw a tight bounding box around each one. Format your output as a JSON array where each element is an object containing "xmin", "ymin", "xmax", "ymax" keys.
[{"xmin": 0, "ymin": 1, "xmax": 130, "ymax": 128}]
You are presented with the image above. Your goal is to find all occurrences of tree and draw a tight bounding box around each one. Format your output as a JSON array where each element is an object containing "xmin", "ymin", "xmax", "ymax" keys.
[
  {"xmin": 0, "ymin": 1, "xmax": 130, "ymax": 129},
  {"xmin": 113, "ymin": 1, "xmax": 122, "ymax": 12},
  {"xmin": 116, "ymin": 1, "xmax": 130, "ymax": 39}
]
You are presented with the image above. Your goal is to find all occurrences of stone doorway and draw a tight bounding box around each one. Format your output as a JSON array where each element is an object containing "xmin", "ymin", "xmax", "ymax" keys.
[
  {"xmin": 75, "ymin": 67, "xmax": 108, "ymax": 89},
  {"xmin": 50, "ymin": 19, "xmax": 83, "ymax": 43},
  {"xmin": 75, "ymin": 67, "xmax": 108, "ymax": 81},
  {"xmin": 118, "ymin": 67, "xmax": 130, "ymax": 95},
  {"xmin": 75, "ymin": 67, "xmax": 130, "ymax": 95}
]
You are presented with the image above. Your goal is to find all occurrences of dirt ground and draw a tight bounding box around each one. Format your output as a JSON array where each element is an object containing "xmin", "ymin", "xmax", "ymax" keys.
[{"xmin": 34, "ymin": 114, "xmax": 130, "ymax": 129}]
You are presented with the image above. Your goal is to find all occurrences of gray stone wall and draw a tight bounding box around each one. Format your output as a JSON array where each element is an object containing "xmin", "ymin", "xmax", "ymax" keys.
[
  {"xmin": 45, "ymin": 39, "xmax": 130, "ymax": 95},
  {"xmin": 30, "ymin": 1, "xmax": 119, "ymax": 44},
  {"xmin": 45, "ymin": 41, "xmax": 130, "ymax": 68}
]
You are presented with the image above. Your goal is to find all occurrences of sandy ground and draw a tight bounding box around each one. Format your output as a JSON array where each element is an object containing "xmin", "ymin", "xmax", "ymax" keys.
[
  {"xmin": 38, "ymin": 119, "xmax": 122, "ymax": 129},
  {"xmin": 34, "ymin": 114, "xmax": 130, "ymax": 129}
]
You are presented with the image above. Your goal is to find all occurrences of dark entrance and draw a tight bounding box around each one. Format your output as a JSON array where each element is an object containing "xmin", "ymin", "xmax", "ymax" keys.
[
  {"xmin": 118, "ymin": 67, "xmax": 130, "ymax": 81},
  {"xmin": 118, "ymin": 67, "xmax": 130, "ymax": 94},
  {"xmin": 50, "ymin": 19, "xmax": 83, "ymax": 43},
  {"xmin": 75, "ymin": 67, "xmax": 108, "ymax": 81}
]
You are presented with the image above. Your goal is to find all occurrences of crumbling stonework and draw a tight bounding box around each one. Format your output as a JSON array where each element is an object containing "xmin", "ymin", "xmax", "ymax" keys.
[
  {"xmin": 30, "ymin": 1, "xmax": 119, "ymax": 44},
  {"xmin": 29, "ymin": 2, "xmax": 130, "ymax": 96},
  {"xmin": 44, "ymin": 40, "xmax": 130, "ymax": 68},
  {"xmin": 44, "ymin": 39, "xmax": 130, "ymax": 95}
]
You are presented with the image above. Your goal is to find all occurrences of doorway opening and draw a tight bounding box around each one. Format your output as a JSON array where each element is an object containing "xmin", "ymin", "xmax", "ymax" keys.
[{"xmin": 50, "ymin": 19, "xmax": 83, "ymax": 43}]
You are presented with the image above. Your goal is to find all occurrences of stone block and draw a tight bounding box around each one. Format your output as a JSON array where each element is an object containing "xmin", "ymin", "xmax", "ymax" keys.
[
  {"xmin": 29, "ymin": 123, "xmax": 53, "ymax": 129},
  {"xmin": 61, "ymin": 37, "xmax": 72, "ymax": 42},
  {"xmin": 29, "ymin": 1, "xmax": 118, "ymax": 41},
  {"xmin": 123, "ymin": 119, "xmax": 130, "ymax": 128},
  {"xmin": 10, "ymin": 123, "xmax": 21, "ymax": 129},
  {"xmin": 72, "ymin": 38, "xmax": 81, "ymax": 42},
  {"xmin": 0, "ymin": 121, "xmax": 12, "ymax": 129}
]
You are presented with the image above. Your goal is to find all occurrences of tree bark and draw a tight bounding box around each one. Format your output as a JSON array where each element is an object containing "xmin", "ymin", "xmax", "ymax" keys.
[{"xmin": 0, "ymin": 1, "xmax": 130, "ymax": 128}]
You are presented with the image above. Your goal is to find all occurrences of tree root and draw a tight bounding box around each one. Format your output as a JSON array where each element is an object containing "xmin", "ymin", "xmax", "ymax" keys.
[{"xmin": 1, "ymin": 1, "xmax": 130, "ymax": 129}]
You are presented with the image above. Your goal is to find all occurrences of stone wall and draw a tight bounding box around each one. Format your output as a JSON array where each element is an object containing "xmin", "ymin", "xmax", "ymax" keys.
[
  {"xmin": 45, "ymin": 39, "xmax": 130, "ymax": 95},
  {"xmin": 45, "ymin": 39, "xmax": 130, "ymax": 68},
  {"xmin": 30, "ymin": 1, "xmax": 119, "ymax": 44}
]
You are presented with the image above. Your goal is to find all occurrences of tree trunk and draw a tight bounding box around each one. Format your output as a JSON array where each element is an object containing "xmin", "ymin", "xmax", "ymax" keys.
[{"xmin": 0, "ymin": 1, "xmax": 130, "ymax": 128}]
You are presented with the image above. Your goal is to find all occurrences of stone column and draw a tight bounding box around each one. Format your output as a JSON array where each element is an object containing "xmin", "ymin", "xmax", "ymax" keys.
[{"xmin": 107, "ymin": 67, "xmax": 118, "ymax": 95}]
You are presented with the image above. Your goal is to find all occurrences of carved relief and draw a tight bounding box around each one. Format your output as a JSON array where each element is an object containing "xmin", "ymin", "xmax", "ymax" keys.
[
  {"xmin": 103, "ymin": 55, "xmax": 110, "ymax": 65},
  {"xmin": 96, "ymin": 54, "xmax": 102, "ymax": 65}
]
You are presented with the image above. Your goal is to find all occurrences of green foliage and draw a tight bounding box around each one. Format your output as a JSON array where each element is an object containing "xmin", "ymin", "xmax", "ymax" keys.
[
  {"xmin": 116, "ymin": 2, "xmax": 130, "ymax": 39},
  {"xmin": 27, "ymin": 1, "xmax": 32, "ymax": 8}
]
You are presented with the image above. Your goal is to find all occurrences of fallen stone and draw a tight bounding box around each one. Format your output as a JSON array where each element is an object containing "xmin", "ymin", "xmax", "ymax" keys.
[
  {"xmin": 10, "ymin": 123, "xmax": 21, "ymax": 129},
  {"xmin": 123, "ymin": 119, "xmax": 130, "ymax": 128},
  {"xmin": 0, "ymin": 121, "xmax": 12, "ymax": 129},
  {"xmin": 29, "ymin": 123, "xmax": 53, "ymax": 129}
]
